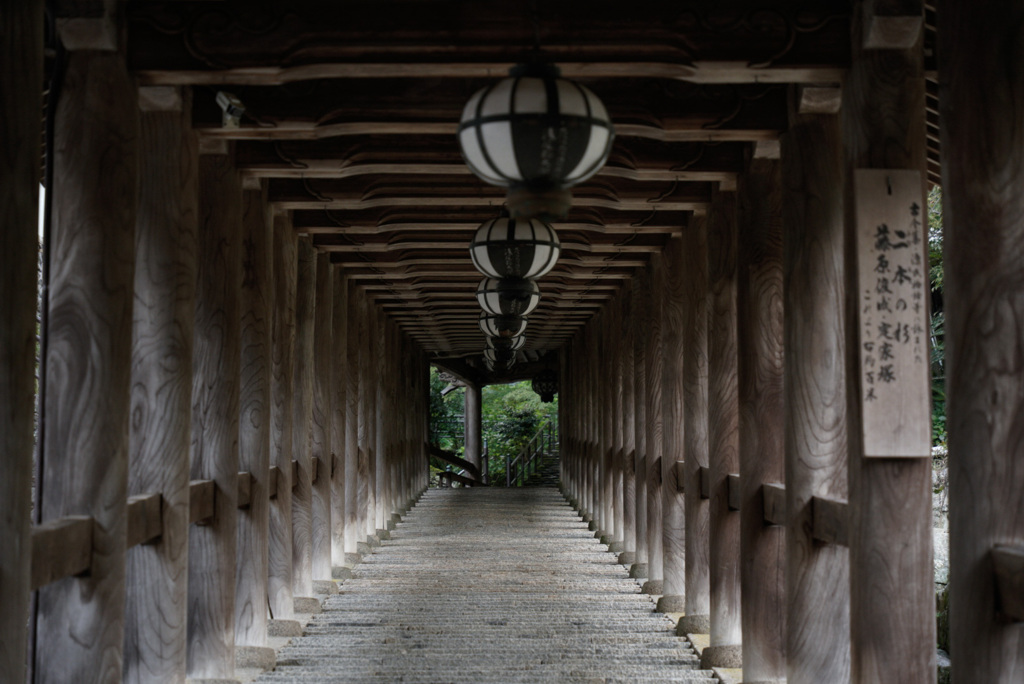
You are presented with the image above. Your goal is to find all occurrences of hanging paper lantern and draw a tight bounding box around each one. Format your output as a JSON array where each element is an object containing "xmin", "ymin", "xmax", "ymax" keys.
[
  {"xmin": 469, "ymin": 213, "xmax": 560, "ymax": 280},
  {"xmin": 483, "ymin": 347, "xmax": 516, "ymax": 365},
  {"xmin": 476, "ymin": 277, "xmax": 540, "ymax": 316},
  {"xmin": 531, "ymin": 368, "xmax": 559, "ymax": 403},
  {"xmin": 458, "ymin": 62, "xmax": 615, "ymax": 218},
  {"xmin": 487, "ymin": 335, "xmax": 526, "ymax": 351},
  {"xmin": 479, "ymin": 311, "xmax": 528, "ymax": 338}
]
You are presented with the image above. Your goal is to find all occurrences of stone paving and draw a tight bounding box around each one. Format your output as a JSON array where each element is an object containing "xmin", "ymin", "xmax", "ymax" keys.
[{"xmin": 256, "ymin": 486, "xmax": 715, "ymax": 683}]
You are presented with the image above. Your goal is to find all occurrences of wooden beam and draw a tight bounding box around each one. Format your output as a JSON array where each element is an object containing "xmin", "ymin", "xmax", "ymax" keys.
[
  {"xmin": 236, "ymin": 472, "xmax": 253, "ymax": 509},
  {"xmin": 699, "ymin": 466, "xmax": 711, "ymax": 499},
  {"xmin": 189, "ymin": 480, "xmax": 216, "ymax": 525},
  {"xmin": 0, "ymin": 2, "xmax": 42, "ymax": 679},
  {"xmin": 762, "ymin": 484, "xmax": 786, "ymax": 526},
  {"xmin": 863, "ymin": 0, "xmax": 923, "ymax": 50},
  {"xmin": 268, "ymin": 466, "xmax": 282, "ymax": 500},
  {"xmin": 811, "ymin": 496, "xmax": 848, "ymax": 547},
  {"xmin": 992, "ymin": 546, "xmax": 1024, "ymax": 623},
  {"xmin": 31, "ymin": 517, "xmax": 94, "ymax": 591},
  {"xmin": 126, "ymin": 494, "xmax": 164, "ymax": 548},
  {"xmin": 727, "ymin": 474, "xmax": 742, "ymax": 512}
]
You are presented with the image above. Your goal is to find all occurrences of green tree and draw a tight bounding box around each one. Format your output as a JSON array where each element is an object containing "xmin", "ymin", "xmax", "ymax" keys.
[
  {"xmin": 481, "ymin": 381, "xmax": 557, "ymax": 482},
  {"xmin": 928, "ymin": 186, "xmax": 946, "ymax": 447}
]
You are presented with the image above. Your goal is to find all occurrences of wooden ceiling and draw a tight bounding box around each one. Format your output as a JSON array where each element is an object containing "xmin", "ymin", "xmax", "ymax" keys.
[{"xmin": 125, "ymin": 1, "xmax": 940, "ymax": 382}]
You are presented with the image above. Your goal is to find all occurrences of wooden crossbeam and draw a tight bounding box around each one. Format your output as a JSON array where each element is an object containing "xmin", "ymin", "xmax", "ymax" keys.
[
  {"xmin": 237, "ymin": 471, "xmax": 253, "ymax": 509},
  {"xmin": 189, "ymin": 480, "xmax": 216, "ymax": 525},
  {"xmin": 31, "ymin": 517, "xmax": 94, "ymax": 590},
  {"xmin": 727, "ymin": 473, "xmax": 742, "ymax": 511},
  {"xmin": 762, "ymin": 483, "xmax": 787, "ymax": 526},
  {"xmin": 811, "ymin": 496, "xmax": 848, "ymax": 546},
  {"xmin": 992, "ymin": 545, "xmax": 1024, "ymax": 622},
  {"xmin": 126, "ymin": 493, "xmax": 163, "ymax": 548}
]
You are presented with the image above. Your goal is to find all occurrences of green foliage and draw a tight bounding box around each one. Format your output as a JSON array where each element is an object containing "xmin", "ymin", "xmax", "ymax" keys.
[
  {"xmin": 482, "ymin": 381, "xmax": 557, "ymax": 482},
  {"xmin": 928, "ymin": 186, "xmax": 946, "ymax": 447},
  {"xmin": 428, "ymin": 367, "xmax": 464, "ymax": 455}
]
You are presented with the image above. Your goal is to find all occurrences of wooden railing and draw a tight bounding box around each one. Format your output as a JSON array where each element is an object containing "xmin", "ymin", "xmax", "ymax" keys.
[
  {"xmin": 427, "ymin": 442, "xmax": 482, "ymax": 487},
  {"xmin": 506, "ymin": 420, "xmax": 558, "ymax": 487}
]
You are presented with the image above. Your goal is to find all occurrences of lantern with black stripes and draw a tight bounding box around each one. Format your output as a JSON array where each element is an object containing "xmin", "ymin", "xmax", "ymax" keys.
[
  {"xmin": 483, "ymin": 347, "xmax": 516, "ymax": 366},
  {"xmin": 479, "ymin": 311, "xmax": 528, "ymax": 339},
  {"xmin": 483, "ymin": 355, "xmax": 516, "ymax": 373},
  {"xmin": 476, "ymin": 277, "xmax": 540, "ymax": 317},
  {"xmin": 469, "ymin": 212, "xmax": 560, "ymax": 282},
  {"xmin": 487, "ymin": 334, "xmax": 526, "ymax": 351},
  {"xmin": 458, "ymin": 62, "xmax": 614, "ymax": 219}
]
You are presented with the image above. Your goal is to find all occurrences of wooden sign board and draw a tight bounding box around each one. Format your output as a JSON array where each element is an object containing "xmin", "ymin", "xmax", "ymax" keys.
[{"xmin": 853, "ymin": 169, "xmax": 931, "ymax": 458}]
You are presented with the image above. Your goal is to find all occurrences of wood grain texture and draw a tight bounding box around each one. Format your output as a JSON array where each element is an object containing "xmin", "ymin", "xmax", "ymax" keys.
[
  {"xmin": 707, "ymin": 189, "xmax": 742, "ymax": 648},
  {"xmin": 268, "ymin": 212, "xmax": 296, "ymax": 619},
  {"xmin": 645, "ymin": 254, "xmax": 666, "ymax": 583},
  {"xmin": 607, "ymin": 296, "xmax": 623, "ymax": 545},
  {"xmin": 736, "ymin": 158, "xmax": 786, "ymax": 680},
  {"xmin": 126, "ymin": 494, "xmax": 164, "ymax": 549},
  {"xmin": 291, "ymin": 237, "xmax": 316, "ymax": 596},
  {"xmin": 940, "ymin": 1, "xmax": 1024, "ymax": 677},
  {"xmin": 632, "ymin": 270, "xmax": 650, "ymax": 565},
  {"xmin": 31, "ymin": 517, "xmax": 94, "ymax": 590},
  {"xmin": 620, "ymin": 286, "xmax": 637, "ymax": 555},
  {"xmin": 681, "ymin": 215, "xmax": 711, "ymax": 617},
  {"xmin": 992, "ymin": 546, "xmax": 1024, "ymax": 622},
  {"xmin": 781, "ymin": 92, "xmax": 850, "ymax": 684},
  {"xmin": 661, "ymin": 234, "xmax": 687, "ymax": 600},
  {"xmin": 612, "ymin": 293, "xmax": 626, "ymax": 548},
  {"xmin": 188, "ymin": 150, "xmax": 241, "ymax": 679},
  {"xmin": 357, "ymin": 293, "xmax": 374, "ymax": 541},
  {"xmin": 126, "ymin": 98, "xmax": 197, "ymax": 684},
  {"xmin": 0, "ymin": 3, "xmax": 41, "ymax": 679},
  {"xmin": 311, "ymin": 251, "xmax": 334, "ymax": 579},
  {"xmin": 842, "ymin": 4, "xmax": 934, "ymax": 680},
  {"xmin": 762, "ymin": 485, "xmax": 787, "ymax": 527},
  {"xmin": 373, "ymin": 301, "xmax": 387, "ymax": 530},
  {"xmin": 330, "ymin": 270, "xmax": 348, "ymax": 566},
  {"xmin": 345, "ymin": 284, "xmax": 362, "ymax": 554},
  {"xmin": 235, "ymin": 186, "xmax": 271, "ymax": 647},
  {"xmin": 34, "ymin": 50, "xmax": 137, "ymax": 684},
  {"xmin": 464, "ymin": 383, "xmax": 482, "ymax": 471},
  {"xmin": 811, "ymin": 496, "xmax": 849, "ymax": 547},
  {"xmin": 189, "ymin": 480, "xmax": 216, "ymax": 525}
]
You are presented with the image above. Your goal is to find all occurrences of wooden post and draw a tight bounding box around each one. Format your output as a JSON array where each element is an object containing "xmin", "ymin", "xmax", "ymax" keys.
[
  {"xmin": 643, "ymin": 253, "xmax": 666, "ymax": 594},
  {"xmin": 939, "ymin": 1, "xmax": 1024, "ymax": 679},
  {"xmin": 679, "ymin": 214, "xmax": 711, "ymax": 635},
  {"xmin": 737, "ymin": 158, "xmax": 787, "ymax": 681},
  {"xmin": 619, "ymin": 286, "xmax": 638, "ymax": 567},
  {"xmin": 330, "ymin": 269, "xmax": 348, "ymax": 572},
  {"xmin": 187, "ymin": 147, "xmax": 242, "ymax": 678},
  {"xmin": 704, "ymin": 188, "xmax": 743, "ymax": 668},
  {"xmin": 611, "ymin": 293, "xmax": 626, "ymax": 554},
  {"xmin": 234, "ymin": 185, "xmax": 272, "ymax": 657},
  {"xmin": 659, "ymin": 233, "xmax": 687, "ymax": 614},
  {"xmin": 781, "ymin": 88, "xmax": 850, "ymax": 684},
  {"xmin": 344, "ymin": 285, "xmax": 361, "ymax": 560},
  {"xmin": 34, "ymin": 49, "xmax": 137, "ymax": 682},
  {"xmin": 311, "ymin": 251, "xmax": 334, "ymax": 583},
  {"xmin": 0, "ymin": 3, "xmax": 42, "ymax": 680},
  {"xmin": 269, "ymin": 211, "xmax": 296, "ymax": 622},
  {"xmin": 842, "ymin": 3, "xmax": 934, "ymax": 680},
  {"xmin": 291, "ymin": 238, "xmax": 315, "ymax": 599},
  {"xmin": 125, "ymin": 90, "xmax": 197, "ymax": 683},
  {"xmin": 356, "ymin": 290, "xmax": 371, "ymax": 551},
  {"xmin": 373, "ymin": 306, "xmax": 386, "ymax": 534},
  {"xmin": 631, "ymin": 270, "xmax": 650, "ymax": 579},
  {"xmin": 465, "ymin": 383, "xmax": 483, "ymax": 473}
]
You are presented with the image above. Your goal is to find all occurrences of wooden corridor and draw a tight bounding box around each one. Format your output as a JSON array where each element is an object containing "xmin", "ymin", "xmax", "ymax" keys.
[{"xmin": 255, "ymin": 486, "xmax": 714, "ymax": 684}]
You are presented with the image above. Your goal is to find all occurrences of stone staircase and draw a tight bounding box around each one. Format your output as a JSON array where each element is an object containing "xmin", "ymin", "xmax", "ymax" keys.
[
  {"xmin": 523, "ymin": 452, "xmax": 561, "ymax": 487},
  {"xmin": 255, "ymin": 487, "xmax": 714, "ymax": 683}
]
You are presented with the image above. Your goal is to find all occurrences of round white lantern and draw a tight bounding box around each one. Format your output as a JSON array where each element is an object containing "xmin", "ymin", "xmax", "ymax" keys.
[
  {"xmin": 476, "ymin": 277, "xmax": 540, "ymax": 316},
  {"xmin": 469, "ymin": 214, "xmax": 560, "ymax": 280},
  {"xmin": 479, "ymin": 311, "xmax": 528, "ymax": 338}
]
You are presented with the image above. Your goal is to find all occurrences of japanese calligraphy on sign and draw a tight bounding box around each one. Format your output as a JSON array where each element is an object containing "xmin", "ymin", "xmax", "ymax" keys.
[{"xmin": 854, "ymin": 169, "xmax": 931, "ymax": 458}]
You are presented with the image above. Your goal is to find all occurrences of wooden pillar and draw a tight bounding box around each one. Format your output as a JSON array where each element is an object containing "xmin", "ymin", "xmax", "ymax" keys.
[
  {"xmin": 356, "ymin": 290, "xmax": 371, "ymax": 550},
  {"xmin": 939, "ymin": 1, "xmax": 1024, "ymax": 680},
  {"xmin": 311, "ymin": 251, "xmax": 334, "ymax": 584},
  {"xmin": 704, "ymin": 188, "xmax": 743, "ymax": 668},
  {"xmin": 344, "ymin": 285, "xmax": 361, "ymax": 558},
  {"xmin": 268, "ymin": 211, "xmax": 296, "ymax": 622},
  {"xmin": 631, "ymin": 270, "xmax": 650, "ymax": 579},
  {"xmin": 642, "ymin": 253, "xmax": 666, "ymax": 594},
  {"xmin": 679, "ymin": 213, "xmax": 711, "ymax": 634},
  {"xmin": 737, "ymin": 158, "xmax": 786, "ymax": 681},
  {"xmin": 291, "ymin": 238, "xmax": 315, "ymax": 599},
  {"xmin": 611, "ymin": 293, "xmax": 626, "ymax": 554},
  {"xmin": 125, "ymin": 90, "xmax": 197, "ymax": 683},
  {"xmin": 361, "ymin": 299, "xmax": 377, "ymax": 543},
  {"xmin": 34, "ymin": 48, "xmax": 138, "ymax": 682},
  {"xmin": 188, "ymin": 148, "xmax": 242, "ymax": 678},
  {"xmin": 842, "ymin": 3, "xmax": 934, "ymax": 680},
  {"xmin": 781, "ymin": 89, "xmax": 850, "ymax": 684},
  {"xmin": 234, "ymin": 184, "xmax": 272, "ymax": 658},
  {"xmin": 0, "ymin": 3, "xmax": 42, "ymax": 680},
  {"xmin": 330, "ymin": 270, "xmax": 348, "ymax": 572},
  {"xmin": 659, "ymin": 233, "xmax": 687, "ymax": 613},
  {"xmin": 599, "ymin": 311, "xmax": 615, "ymax": 542},
  {"xmin": 373, "ymin": 306, "xmax": 386, "ymax": 534},
  {"xmin": 619, "ymin": 286, "xmax": 638, "ymax": 566},
  {"xmin": 465, "ymin": 383, "xmax": 483, "ymax": 472}
]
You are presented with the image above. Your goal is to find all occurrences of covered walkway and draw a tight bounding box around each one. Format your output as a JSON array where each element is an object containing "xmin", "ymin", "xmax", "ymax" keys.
[{"xmin": 257, "ymin": 487, "xmax": 711, "ymax": 684}]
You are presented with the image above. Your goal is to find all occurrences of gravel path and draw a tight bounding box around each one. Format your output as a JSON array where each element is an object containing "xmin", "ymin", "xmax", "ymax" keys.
[{"xmin": 256, "ymin": 487, "xmax": 714, "ymax": 683}]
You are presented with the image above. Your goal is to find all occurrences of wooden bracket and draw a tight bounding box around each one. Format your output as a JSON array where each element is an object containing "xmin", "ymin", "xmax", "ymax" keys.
[
  {"xmin": 291, "ymin": 459, "xmax": 299, "ymax": 489},
  {"xmin": 992, "ymin": 545, "xmax": 1024, "ymax": 622},
  {"xmin": 863, "ymin": 0, "xmax": 923, "ymax": 50},
  {"xmin": 811, "ymin": 496, "xmax": 849, "ymax": 546},
  {"xmin": 797, "ymin": 85, "xmax": 843, "ymax": 115},
  {"xmin": 762, "ymin": 483, "xmax": 787, "ymax": 526},
  {"xmin": 189, "ymin": 480, "xmax": 215, "ymax": 525},
  {"xmin": 31, "ymin": 516, "xmax": 94, "ymax": 590},
  {"xmin": 126, "ymin": 493, "xmax": 163, "ymax": 548},
  {"xmin": 56, "ymin": 0, "xmax": 117, "ymax": 51},
  {"xmin": 237, "ymin": 471, "xmax": 253, "ymax": 509},
  {"xmin": 311, "ymin": 456, "xmax": 320, "ymax": 485},
  {"xmin": 674, "ymin": 460, "xmax": 686, "ymax": 493},
  {"xmin": 699, "ymin": 466, "xmax": 711, "ymax": 499},
  {"xmin": 727, "ymin": 473, "xmax": 742, "ymax": 511}
]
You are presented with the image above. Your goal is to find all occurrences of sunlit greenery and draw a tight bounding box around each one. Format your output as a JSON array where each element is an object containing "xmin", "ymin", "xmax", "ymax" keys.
[{"xmin": 928, "ymin": 186, "xmax": 946, "ymax": 447}]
